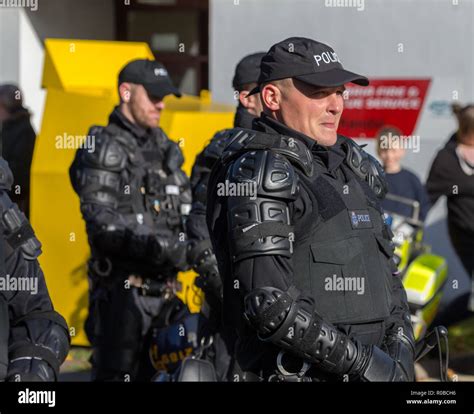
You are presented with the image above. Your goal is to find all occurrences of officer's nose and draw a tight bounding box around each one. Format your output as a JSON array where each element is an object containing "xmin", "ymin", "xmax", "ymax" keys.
[
  {"xmin": 155, "ymin": 100, "xmax": 165, "ymax": 111},
  {"xmin": 327, "ymin": 92, "xmax": 342, "ymax": 115}
]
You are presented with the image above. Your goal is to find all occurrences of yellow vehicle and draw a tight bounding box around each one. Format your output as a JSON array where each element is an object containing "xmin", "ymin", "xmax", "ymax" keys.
[{"xmin": 384, "ymin": 193, "xmax": 448, "ymax": 341}]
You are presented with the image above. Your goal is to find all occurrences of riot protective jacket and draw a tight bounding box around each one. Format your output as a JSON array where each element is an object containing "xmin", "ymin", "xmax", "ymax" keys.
[
  {"xmin": 70, "ymin": 107, "xmax": 192, "ymax": 279},
  {"xmin": 207, "ymin": 114, "xmax": 415, "ymax": 380}
]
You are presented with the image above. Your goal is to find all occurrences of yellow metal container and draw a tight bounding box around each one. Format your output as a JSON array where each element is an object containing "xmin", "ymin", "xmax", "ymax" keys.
[{"xmin": 31, "ymin": 39, "xmax": 234, "ymax": 345}]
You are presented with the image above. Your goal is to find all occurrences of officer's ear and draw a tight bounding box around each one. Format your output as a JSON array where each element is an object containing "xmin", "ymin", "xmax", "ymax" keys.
[
  {"xmin": 238, "ymin": 89, "xmax": 252, "ymax": 108},
  {"xmin": 261, "ymin": 83, "xmax": 282, "ymax": 112},
  {"xmin": 119, "ymin": 82, "xmax": 133, "ymax": 104}
]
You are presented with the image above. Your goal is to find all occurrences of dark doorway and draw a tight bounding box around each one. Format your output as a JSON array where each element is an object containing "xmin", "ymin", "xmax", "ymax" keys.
[{"xmin": 115, "ymin": 0, "xmax": 209, "ymax": 96}]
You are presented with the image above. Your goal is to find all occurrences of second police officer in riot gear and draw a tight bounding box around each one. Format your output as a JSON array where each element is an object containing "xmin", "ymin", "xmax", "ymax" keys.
[
  {"xmin": 70, "ymin": 60, "xmax": 191, "ymax": 381},
  {"xmin": 207, "ymin": 38, "xmax": 415, "ymax": 382},
  {"xmin": 186, "ymin": 53, "xmax": 265, "ymax": 380}
]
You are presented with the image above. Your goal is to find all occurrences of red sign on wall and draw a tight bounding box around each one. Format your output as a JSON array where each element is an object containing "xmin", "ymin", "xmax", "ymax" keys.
[{"xmin": 338, "ymin": 79, "xmax": 431, "ymax": 138}]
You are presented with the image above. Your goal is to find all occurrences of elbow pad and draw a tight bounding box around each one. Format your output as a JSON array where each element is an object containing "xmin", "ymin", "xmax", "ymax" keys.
[{"xmin": 243, "ymin": 286, "xmax": 359, "ymax": 376}]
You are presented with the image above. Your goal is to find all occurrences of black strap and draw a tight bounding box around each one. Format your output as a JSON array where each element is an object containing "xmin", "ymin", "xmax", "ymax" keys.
[
  {"xmin": 81, "ymin": 182, "xmax": 118, "ymax": 198},
  {"xmin": 9, "ymin": 343, "xmax": 60, "ymax": 379},
  {"xmin": 299, "ymin": 317, "xmax": 322, "ymax": 350},
  {"xmin": 242, "ymin": 132, "xmax": 281, "ymax": 150},
  {"xmin": 11, "ymin": 310, "xmax": 69, "ymax": 339},
  {"xmin": 5, "ymin": 222, "xmax": 35, "ymax": 251},
  {"xmin": 232, "ymin": 222, "xmax": 294, "ymax": 249},
  {"xmin": 0, "ymin": 296, "xmax": 9, "ymax": 380},
  {"xmin": 252, "ymin": 286, "xmax": 300, "ymax": 333}
]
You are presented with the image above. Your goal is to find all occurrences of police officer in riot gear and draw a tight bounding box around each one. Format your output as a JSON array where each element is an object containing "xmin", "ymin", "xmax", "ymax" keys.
[
  {"xmin": 186, "ymin": 53, "xmax": 264, "ymax": 380},
  {"xmin": 232, "ymin": 52, "xmax": 266, "ymax": 129},
  {"xmin": 70, "ymin": 59, "xmax": 191, "ymax": 381},
  {"xmin": 0, "ymin": 157, "xmax": 70, "ymax": 381},
  {"xmin": 207, "ymin": 38, "xmax": 415, "ymax": 382}
]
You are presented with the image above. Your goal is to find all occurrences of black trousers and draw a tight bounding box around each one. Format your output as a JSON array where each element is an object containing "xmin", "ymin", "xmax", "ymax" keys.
[
  {"xmin": 432, "ymin": 222, "xmax": 474, "ymax": 327},
  {"xmin": 449, "ymin": 223, "xmax": 474, "ymax": 280},
  {"xmin": 85, "ymin": 277, "xmax": 164, "ymax": 381}
]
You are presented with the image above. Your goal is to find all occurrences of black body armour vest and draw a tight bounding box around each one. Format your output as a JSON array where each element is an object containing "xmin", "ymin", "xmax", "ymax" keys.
[
  {"xmin": 219, "ymin": 130, "xmax": 395, "ymax": 329},
  {"xmin": 107, "ymin": 125, "xmax": 191, "ymax": 236},
  {"xmin": 109, "ymin": 124, "xmax": 187, "ymax": 236},
  {"xmin": 293, "ymin": 159, "xmax": 395, "ymax": 326},
  {"xmin": 70, "ymin": 123, "xmax": 192, "ymax": 277}
]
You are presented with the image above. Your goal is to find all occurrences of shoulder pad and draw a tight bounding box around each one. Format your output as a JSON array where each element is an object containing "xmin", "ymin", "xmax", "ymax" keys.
[
  {"xmin": 223, "ymin": 128, "xmax": 313, "ymax": 177},
  {"xmin": 203, "ymin": 129, "xmax": 233, "ymax": 161},
  {"xmin": 228, "ymin": 149, "xmax": 298, "ymax": 200},
  {"xmin": 340, "ymin": 135, "xmax": 388, "ymax": 199},
  {"xmin": 1, "ymin": 197, "xmax": 42, "ymax": 260},
  {"xmin": 0, "ymin": 157, "xmax": 14, "ymax": 191},
  {"xmin": 81, "ymin": 133, "xmax": 127, "ymax": 172},
  {"xmin": 88, "ymin": 125, "xmax": 104, "ymax": 136}
]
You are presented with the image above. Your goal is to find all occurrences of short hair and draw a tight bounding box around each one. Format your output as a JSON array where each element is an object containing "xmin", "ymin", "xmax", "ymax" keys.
[{"xmin": 458, "ymin": 105, "xmax": 474, "ymax": 137}]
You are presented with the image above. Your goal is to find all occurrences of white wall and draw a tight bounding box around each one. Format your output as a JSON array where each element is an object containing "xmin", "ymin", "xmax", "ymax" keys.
[
  {"xmin": 19, "ymin": 9, "xmax": 46, "ymax": 132},
  {"xmin": 0, "ymin": 10, "xmax": 20, "ymax": 85}
]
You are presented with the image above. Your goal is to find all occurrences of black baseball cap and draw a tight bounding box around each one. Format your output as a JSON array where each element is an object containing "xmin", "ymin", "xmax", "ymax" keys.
[
  {"xmin": 248, "ymin": 37, "xmax": 369, "ymax": 95},
  {"xmin": 232, "ymin": 52, "xmax": 266, "ymax": 90},
  {"xmin": 118, "ymin": 59, "xmax": 182, "ymax": 98}
]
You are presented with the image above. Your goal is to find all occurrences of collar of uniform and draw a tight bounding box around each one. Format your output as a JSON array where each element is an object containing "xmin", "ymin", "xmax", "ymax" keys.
[
  {"xmin": 253, "ymin": 113, "xmax": 318, "ymax": 151},
  {"xmin": 234, "ymin": 104, "xmax": 256, "ymax": 129},
  {"xmin": 254, "ymin": 113, "xmax": 346, "ymax": 172},
  {"xmin": 109, "ymin": 106, "xmax": 150, "ymax": 142},
  {"xmin": 312, "ymin": 135, "xmax": 347, "ymax": 172}
]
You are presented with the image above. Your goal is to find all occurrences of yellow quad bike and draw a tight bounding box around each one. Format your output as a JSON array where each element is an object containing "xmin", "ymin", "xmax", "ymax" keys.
[
  {"xmin": 384, "ymin": 194, "xmax": 450, "ymax": 381},
  {"xmin": 384, "ymin": 193, "xmax": 448, "ymax": 341}
]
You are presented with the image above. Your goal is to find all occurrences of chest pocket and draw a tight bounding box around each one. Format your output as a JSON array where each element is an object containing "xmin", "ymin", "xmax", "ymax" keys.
[
  {"xmin": 145, "ymin": 169, "xmax": 165, "ymax": 196},
  {"xmin": 309, "ymin": 235, "xmax": 391, "ymax": 325}
]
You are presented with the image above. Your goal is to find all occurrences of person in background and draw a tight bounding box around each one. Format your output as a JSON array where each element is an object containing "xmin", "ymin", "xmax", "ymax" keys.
[
  {"xmin": 231, "ymin": 52, "xmax": 266, "ymax": 129},
  {"xmin": 0, "ymin": 84, "xmax": 36, "ymax": 218},
  {"xmin": 427, "ymin": 104, "xmax": 474, "ymax": 313},
  {"xmin": 376, "ymin": 126, "xmax": 431, "ymax": 221}
]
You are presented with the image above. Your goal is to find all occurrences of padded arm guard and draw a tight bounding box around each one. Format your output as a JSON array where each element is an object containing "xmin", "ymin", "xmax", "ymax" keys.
[
  {"xmin": 226, "ymin": 150, "xmax": 298, "ymax": 262},
  {"xmin": 7, "ymin": 310, "xmax": 70, "ymax": 382},
  {"xmin": 70, "ymin": 132, "xmax": 157, "ymax": 259},
  {"xmin": 244, "ymin": 286, "xmax": 414, "ymax": 381}
]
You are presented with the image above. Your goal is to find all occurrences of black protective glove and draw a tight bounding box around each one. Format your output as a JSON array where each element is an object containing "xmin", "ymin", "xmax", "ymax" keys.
[
  {"xmin": 150, "ymin": 236, "xmax": 190, "ymax": 271},
  {"xmin": 379, "ymin": 331, "xmax": 415, "ymax": 381},
  {"xmin": 187, "ymin": 240, "xmax": 222, "ymax": 301},
  {"xmin": 348, "ymin": 342, "xmax": 414, "ymax": 382}
]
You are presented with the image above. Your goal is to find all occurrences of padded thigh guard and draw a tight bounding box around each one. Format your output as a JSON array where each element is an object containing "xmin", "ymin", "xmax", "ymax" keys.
[{"xmin": 226, "ymin": 150, "xmax": 298, "ymax": 262}]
